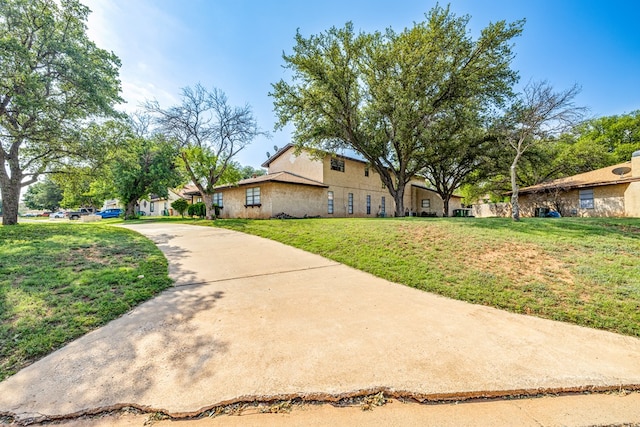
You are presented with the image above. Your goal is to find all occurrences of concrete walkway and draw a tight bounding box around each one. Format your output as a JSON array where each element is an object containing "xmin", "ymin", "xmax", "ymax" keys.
[{"xmin": 1, "ymin": 223, "xmax": 640, "ymax": 425}]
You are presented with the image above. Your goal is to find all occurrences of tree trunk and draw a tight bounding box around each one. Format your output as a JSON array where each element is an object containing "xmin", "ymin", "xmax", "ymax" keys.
[
  {"xmin": 0, "ymin": 166, "xmax": 22, "ymax": 226},
  {"xmin": 443, "ymin": 196, "xmax": 450, "ymax": 217},
  {"xmin": 510, "ymin": 160, "xmax": 520, "ymax": 221},
  {"xmin": 392, "ymin": 183, "xmax": 405, "ymax": 217},
  {"xmin": 125, "ymin": 200, "xmax": 138, "ymax": 220},
  {"xmin": 202, "ymin": 193, "xmax": 214, "ymax": 220},
  {"xmin": 0, "ymin": 182, "xmax": 20, "ymax": 225}
]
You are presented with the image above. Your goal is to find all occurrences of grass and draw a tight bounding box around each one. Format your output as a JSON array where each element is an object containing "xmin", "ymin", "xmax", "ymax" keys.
[
  {"xmin": 206, "ymin": 217, "xmax": 640, "ymax": 338},
  {"xmin": 0, "ymin": 222, "xmax": 172, "ymax": 381}
]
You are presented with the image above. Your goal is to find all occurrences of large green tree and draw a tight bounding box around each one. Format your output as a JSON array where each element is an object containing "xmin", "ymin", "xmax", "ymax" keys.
[
  {"xmin": 112, "ymin": 133, "xmax": 181, "ymax": 219},
  {"xmin": 271, "ymin": 5, "xmax": 523, "ymax": 216},
  {"xmin": 0, "ymin": 0, "xmax": 121, "ymax": 225},
  {"xmin": 569, "ymin": 111, "xmax": 640, "ymax": 163},
  {"xmin": 53, "ymin": 120, "xmax": 131, "ymax": 210},
  {"xmin": 22, "ymin": 178, "xmax": 62, "ymax": 212},
  {"xmin": 146, "ymin": 84, "xmax": 264, "ymax": 220}
]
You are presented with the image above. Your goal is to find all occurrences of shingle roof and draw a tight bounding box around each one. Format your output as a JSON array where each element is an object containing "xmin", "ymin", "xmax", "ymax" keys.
[
  {"xmin": 519, "ymin": 161, "xmax": 640, "ymax": 194},
  {"xmin": 411, "ymin": 183, "xmax": 463, "ymax": 199},
  {"xmin": 217, "ymin": 171, "xmax": 328, "ymax": 189},
  {"xmin": 182, "ymin": 172, "xmax": 328, "ymax": 196}
]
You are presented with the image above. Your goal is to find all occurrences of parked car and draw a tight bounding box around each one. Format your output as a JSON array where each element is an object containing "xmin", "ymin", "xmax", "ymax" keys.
[
  {"xmin": 96, "ymin": 208, "xmax": 123, "ymax": 219},
  {"xmin": 69, "ymin": 208, "xmax": 95, "ymax": 220},
  {"xmin": 51, "ymin": 211, "xmax": 66, "ymax": 219}
]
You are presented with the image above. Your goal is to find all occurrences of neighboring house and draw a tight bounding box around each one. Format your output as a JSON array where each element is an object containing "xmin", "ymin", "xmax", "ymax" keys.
[
  {"xmin": 515, "ymin": 150, "xmax": 640, "ymax": 217},
  {"xmin": 101, "ymin": 199, "xmax": 120, "ymax": 210},
  {"xmin": 138, "ymin": 185, "xmax": 198, "ymax": 217},
  {"xmin": 184, "ymin": 144, "xmax": 462, "ymax": 219}
]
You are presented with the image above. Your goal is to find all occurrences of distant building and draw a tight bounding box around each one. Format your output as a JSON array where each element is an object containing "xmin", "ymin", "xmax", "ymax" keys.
[
  {"xmin": 476, "ymin": 151, "xmax": 640, "ymax": 218},
  {"xmin": 183, "ymin": 144, "xmax": 462, "ymax": 219}
]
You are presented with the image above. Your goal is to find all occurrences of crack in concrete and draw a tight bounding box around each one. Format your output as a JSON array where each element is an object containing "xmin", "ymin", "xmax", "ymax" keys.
[{"xmin": 3, "ymin": 384, "xmax": 640, "ymax": 425}]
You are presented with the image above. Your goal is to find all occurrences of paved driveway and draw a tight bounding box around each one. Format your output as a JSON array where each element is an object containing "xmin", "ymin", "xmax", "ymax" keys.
[{"xmin": 2, "ymin": 223, "xmax": 640, "ymax": 423}]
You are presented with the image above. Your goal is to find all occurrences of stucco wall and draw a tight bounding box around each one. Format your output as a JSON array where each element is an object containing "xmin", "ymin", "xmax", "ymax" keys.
[
  {"xmin": 519, "ymin": 184, "xmax": 629, "ymax": 217},
  {"xmin": 216, "ymin": 184, "xmax": 271, "ymax": 219},
  {"xmin": 270, "ymin": 184, "xmax": 326, "ymax": 217},
  {"xmin": 472, "ymin": 203, "xmax": 510, "ymax": 218},
  {"xmin": 625, "ymin": 182, "xmax": 640, "ymax": 217},
  {"xmin": 216, "ymin": 182, "xmax": 328, "ymax": 219},
  {"xmin": 268, "ymin": 148, "xmax": 324, "ymax": 182},
  {"xmin": 320, "ymin": 154, "xmax": 396, "ymax": 217},
  {"xmin": 406, "ymin": 183, "xmax": 462, "ymax": 217}
]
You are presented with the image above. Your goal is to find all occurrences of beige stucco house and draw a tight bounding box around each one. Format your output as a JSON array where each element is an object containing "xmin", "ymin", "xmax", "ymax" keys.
[
  {"xmin": 138, "ymin": 185, "xmax": 197, "ymax": 217},
  {"xmin": 187, "ymin": 144, "xmax": 461, "ymax": 219},
  {"xmin": 515, "ymin": 150, "xmax": 640, "ymax": 217}
]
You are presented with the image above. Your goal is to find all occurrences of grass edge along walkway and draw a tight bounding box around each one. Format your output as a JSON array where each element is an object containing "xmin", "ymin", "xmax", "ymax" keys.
[
  {"xmin": 206, "ymin": 217, "xmax": 640, "ymax": 338},
  {"xmin": 0, "ymin": 222, "xmax": 172, "ymax": 382}
]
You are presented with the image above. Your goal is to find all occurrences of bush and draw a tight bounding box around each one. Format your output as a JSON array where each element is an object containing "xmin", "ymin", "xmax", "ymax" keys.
[
  {"xmin": 187, "ymin": 202, "xmax": 206, "ymax": 218},
  {"xmin": 171, "ymin": 198, "xmax": 189, "ymax": 217}
]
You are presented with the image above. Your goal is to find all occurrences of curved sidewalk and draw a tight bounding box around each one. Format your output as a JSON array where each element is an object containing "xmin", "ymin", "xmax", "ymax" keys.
[{"xmin": 1, "ymin": 223, "xmax": 640, "ymax": 424}]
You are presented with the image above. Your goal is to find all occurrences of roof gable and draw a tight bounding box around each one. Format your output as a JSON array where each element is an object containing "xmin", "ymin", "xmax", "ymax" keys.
[{"xmin": 519, "ymin": 162, "xmax": 640, "ymax": 193}]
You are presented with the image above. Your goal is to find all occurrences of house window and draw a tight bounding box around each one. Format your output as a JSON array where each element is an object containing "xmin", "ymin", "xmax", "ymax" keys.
[
  {"xmin": 246, "ymin": 187, "xmax": 261, "ymax": 206},
  {"xmin": 213, "ymin": 192, "xmax": 223, "ymax": 208},
  {"xmin": 150, "ymin": 201, "xmax": 154, "ymax": 212},
  {"xmin": 328, "ymin": 191, "xmax": 334, "ymax": 214},
  {"xmin": 381, "ymin": 197, "xmax": 386, "ymax": 215},
  {"xmin": 143, "ymin": 200, "xmax": 147, "ymax": 208},
  {"xmin": 366, "ymin": 195, "xmax": 371, "ymax": 215},
  {"xmin": 197, "ymin": 197, "xmax": 202, "ymax": 203},
  {"xmin": 330, "ymin": 158, "xmax": 345, "ymax": 172},
  {"xmin": 348, "ymin": 193, "xmax": 353, "ymax": 214},
  {"xmin": 421, "ymin": 199, "xmax": 431, "ymax": 209},
  {"xmin": 579, "ymin": 189, "xmax": 594, "ymax": 209},
  {"xmin": 364, "ymin": 166, "xmax": 369, "ymax": 177}
]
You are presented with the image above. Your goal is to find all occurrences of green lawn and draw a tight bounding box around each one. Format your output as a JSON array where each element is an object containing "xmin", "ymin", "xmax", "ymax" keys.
[
  {"xmin": 209, "ymin": 217, "xmax": 640, "ymax": 337},
  {"xmin": 0, "ymin": 222, "xmax": 172, "ymax": 381}
]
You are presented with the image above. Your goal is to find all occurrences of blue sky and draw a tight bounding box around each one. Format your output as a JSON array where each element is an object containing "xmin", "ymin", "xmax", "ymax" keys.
[{"xmin": 84, "ymin": 0, "xmax": 640, "ymax": 169}]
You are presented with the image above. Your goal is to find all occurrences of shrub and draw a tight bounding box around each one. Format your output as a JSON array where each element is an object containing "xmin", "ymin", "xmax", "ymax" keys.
[
  {"xmin": 187, "ymin": 202, "xmax": 206, "ymax": 218},
  {"xmin": 171, "ymin": 198, "xmax": 189, "ymax": 218}
]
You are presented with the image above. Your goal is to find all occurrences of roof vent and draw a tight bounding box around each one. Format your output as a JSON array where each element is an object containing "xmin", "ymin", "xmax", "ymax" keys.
[{"xmin": 612, "ymin": 166, "xmax": 631, "ymax": 177}]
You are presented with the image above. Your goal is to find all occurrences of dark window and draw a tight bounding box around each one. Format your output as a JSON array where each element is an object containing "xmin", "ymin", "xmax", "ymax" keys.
[
  {"xmin": 330, "ymin": 158, "xmax": 345, "ymax": 172},
  {"xmin": 364, "ymin": 166, "xmax": 369, "ymax": 177},
  {"xmin": 366, "ymin": 195, "xmax": 371, "ymax": 215},
  {"xmin": 246, "ymin": 187, "xmax": 261, "ymax": 206},
  {"xmin": 381, "ymin": 197, "xmax": 386, "ymax": 215},
  {"xmin": 421, "ymin": 199, "xmax": 430, "ymax": 209},
  {"xmin": 213, "ymin": 192, "xmax": 223, "ymax": 208},
  {"xmin": 348, "ymin": 193, "xmax": 353, "ymax": 214},
  {"xmin": 328, "ymin": 191, "xmax": 334, "ymax": 214},
  {"xmin": 579, "ymin": 189, "xmax": 594, "ymax": 209},
  {"xmin": 150, "ymin": 201, "xmax": 154, "ymax": 212}
]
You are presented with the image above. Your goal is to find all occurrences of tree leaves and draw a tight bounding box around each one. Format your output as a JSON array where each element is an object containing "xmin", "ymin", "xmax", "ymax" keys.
[{"xmin": 271, "ymin": 5, "xmax": 523, "ymax": 216}]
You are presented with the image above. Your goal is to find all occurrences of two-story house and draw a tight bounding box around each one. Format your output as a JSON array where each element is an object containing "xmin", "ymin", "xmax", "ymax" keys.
[{"xmin": 187, "ymin": 144, "xmax": 461, "ymax": 219}]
